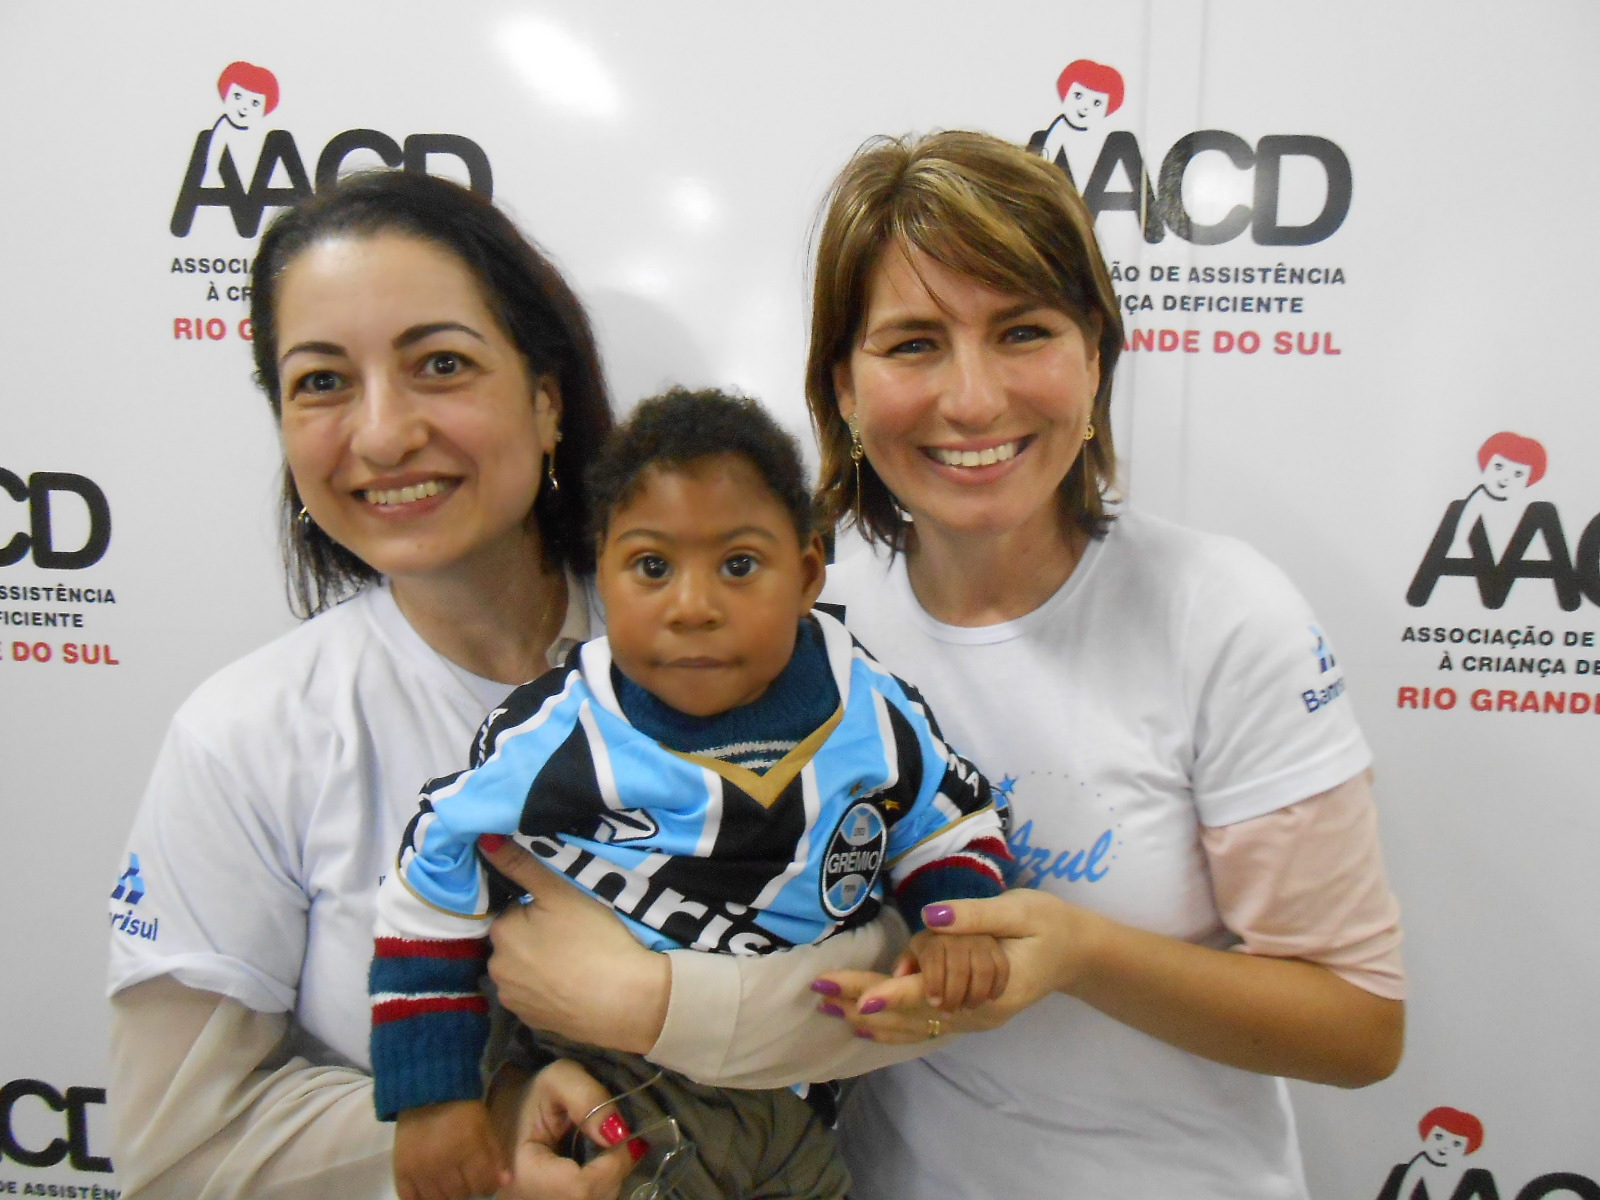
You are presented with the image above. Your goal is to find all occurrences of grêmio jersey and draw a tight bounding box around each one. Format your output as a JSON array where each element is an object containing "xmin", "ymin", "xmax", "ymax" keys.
[{"xmin": 369, "ymin": 611, "xmax": 1007, "ymax": 1118}]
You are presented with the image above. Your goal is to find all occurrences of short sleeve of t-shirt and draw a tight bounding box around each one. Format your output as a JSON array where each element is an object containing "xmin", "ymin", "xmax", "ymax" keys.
[
  {"xmin": 108, "ymin": 706, "xmax": 309, "ymax": 1013},
  {"xmin": 1181, "ymin": 537, "xmax": 1370, "ymax": 827}
]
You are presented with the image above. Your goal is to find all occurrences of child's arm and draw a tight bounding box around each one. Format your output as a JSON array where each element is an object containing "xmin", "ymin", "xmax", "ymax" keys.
[
  {"xmin": 880, "ymin": 680, "xmax": 1014, "ymax": 1009},
  {"xmin": 393, "ymin": 1100, "xmax": 510, "ymax": 1200},
  {"xmin": 370, "ymin": 668, "xmax": 580, "ymax": 1123}
]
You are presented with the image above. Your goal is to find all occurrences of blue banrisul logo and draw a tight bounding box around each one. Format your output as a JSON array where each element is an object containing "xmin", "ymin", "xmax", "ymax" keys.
[{"xmin": 110, "ymin": 853, "xmax": 144, "ymax": 904}]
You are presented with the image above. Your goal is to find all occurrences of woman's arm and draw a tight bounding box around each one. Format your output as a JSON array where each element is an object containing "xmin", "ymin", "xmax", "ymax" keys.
[
  {"xmin": 108, "ymin": 976, "xmax": 394, "ymax": 1200},
  {"xmin": 823, "ymin": 774, "xmax": 1405, "ymax": 1088},
  {"xmin": 482, "ymin": 841, "xmax": 937, "ymax": 1090}
]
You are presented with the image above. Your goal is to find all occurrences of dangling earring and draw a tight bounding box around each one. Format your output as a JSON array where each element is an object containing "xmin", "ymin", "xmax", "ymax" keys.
[
  {"xmin": 1083, "ymin": 424, "xmax": 1095, "ymax": 442},
  {"xmin": 543, "ymin": 452, "xmax": 560, "ymax": 495},
  {"xmin": 847, "ymin": 414, "xmax": 864, "ymax": 527},
  {"xmin": 297, "ymin": 505, "xmax": 313, "ymax": 529}
]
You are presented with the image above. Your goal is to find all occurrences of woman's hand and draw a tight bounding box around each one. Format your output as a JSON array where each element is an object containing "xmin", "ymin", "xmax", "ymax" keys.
[
  {"xmin": 814, "ymin": 890, "xmax": 1097, "ymax": 1043},
  {"xmin": 483, "ymin": 838, "xmax": 671, "ymax": 1055},
  {"xmin": 818, "ymin": 887, "xmax": 1403, "ymax": 1085},
  {"xmin": 492, "ymin": 1060, "xmax": 641, "ymax": 1200}
]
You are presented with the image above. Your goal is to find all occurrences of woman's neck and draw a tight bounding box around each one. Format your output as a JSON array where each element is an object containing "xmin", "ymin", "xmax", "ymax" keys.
[
  {"xmin": 389, "ymin": 541, "xmax": 568, "ymax": 685},
  {"xmin": 904, "ymin": 505, "xmax": 1089, "ymax": 627}
]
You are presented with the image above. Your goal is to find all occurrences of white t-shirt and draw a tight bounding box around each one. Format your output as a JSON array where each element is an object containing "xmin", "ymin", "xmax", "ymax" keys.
[
  {"xmin": 107, "ymin": 582, "xmax": 588, "ymax": 1070},
  {"xmin": 827, "ymin": 511, "xmax": 1371, "ymax": 1200}
]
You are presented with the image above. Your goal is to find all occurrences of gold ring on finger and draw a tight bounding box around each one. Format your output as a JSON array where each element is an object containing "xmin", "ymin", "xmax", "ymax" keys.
[{"xmin": 927, "ymin": 1017, "xmax": 942, "ymax": 1039}]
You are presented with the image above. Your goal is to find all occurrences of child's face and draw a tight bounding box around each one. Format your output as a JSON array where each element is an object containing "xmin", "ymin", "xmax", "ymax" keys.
[{"xmin": 597, "ymin": 455, "xmax": 826, "ymax": 718}]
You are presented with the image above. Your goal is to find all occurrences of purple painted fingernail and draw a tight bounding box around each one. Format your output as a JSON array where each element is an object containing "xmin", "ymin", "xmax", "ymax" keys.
[
  {"xmin": 859, "ymin": 998, "xmax": 887, "ymax": 1015},
  {"xmin": 810, "ymin": 979, "xmax": 842, "ymax": 996},
  {"xmin": 818, "ymin": 1002, "xmax": 845, "ymax": 1018},
  {"xmin": 924, "ymin": 904, "xmax": 955, "ymax": 927}
]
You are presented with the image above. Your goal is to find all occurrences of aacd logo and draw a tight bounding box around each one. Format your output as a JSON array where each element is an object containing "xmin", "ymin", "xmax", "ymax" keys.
[
  {"xmin": 820, "ymin": 801, "xmax": 887, "ymax": 920},
  {"xmin": 0, "ymin": 1078, "xmax": 111, "ymax": 1172},
  {"xmin": 1373, "ymin": 1105, "xmax": 1597, "ymax": 1200},
  {"xmin": 1407, "ymin": 432, "xmax": 1600, "ymax": 611},
  {"xmin": 172, "ymin": 61, "xmax": 493, "ymax": 238},
  {"xmin": 0, "ymin": 470, "xmax": 110, "ymax": 571},
  {"xmin": 1026, "ymin": 58, "xmax": 1351, "ymax": 246}
]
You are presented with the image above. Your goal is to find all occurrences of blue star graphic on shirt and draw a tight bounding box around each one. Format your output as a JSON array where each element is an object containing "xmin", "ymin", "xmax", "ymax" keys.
[{"xmin": 995, "ymin": 775, "xmax": 1017, "ymax": 799}]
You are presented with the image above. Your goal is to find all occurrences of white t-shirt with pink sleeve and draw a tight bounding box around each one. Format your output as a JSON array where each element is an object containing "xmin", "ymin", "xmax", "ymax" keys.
[{"xmin": 826, "ymin": 510, "xmax": 1377, "ymax": 1200}]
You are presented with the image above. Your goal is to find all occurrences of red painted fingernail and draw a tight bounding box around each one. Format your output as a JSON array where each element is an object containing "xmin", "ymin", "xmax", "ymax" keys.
[
  {"xmin": 479, "ymin": 834, "xmax": 508, "ymax": 852},
  {"xmin": 924, "ymin": 904, "xmax": 955, "ymax": 927},
  {"xmin": 810, "ymin": 979, "xmax": 841, "ymax": 996},
  {"xmin": 818, "ymin": 1002, "xmax": 844, "ymax": 1018},
  {"xmin": 628, "ymin": 1137, "xmax": 649, "ymax": 1163},
  {"xmin": 859, "ymin": 998, "xmax": 887, "ymax": 1015},
  {"xmin": 599, "ymin": 1113, "xmax": 631, "ymax": 1147}
]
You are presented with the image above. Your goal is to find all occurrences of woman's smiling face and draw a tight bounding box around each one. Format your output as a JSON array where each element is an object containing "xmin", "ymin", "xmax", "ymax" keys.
[
  {"xmin": 274, "ymin": 232, "xmax": 559, "ymax": 588},
  {"xmin": 834, "ymin": 247, "xmax": 1100, "ymax": 548}
]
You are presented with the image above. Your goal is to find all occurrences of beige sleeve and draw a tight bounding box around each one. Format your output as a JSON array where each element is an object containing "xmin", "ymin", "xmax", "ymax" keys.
[
  {"xmin": 649, "ymin": 909, "xmax": 938, "ymax": 1089},
  {"xmin": 108, "ymin": 976, "xmax": 396, "ymax": 1200},
  {"xmin": 1201, "ymin": 771, "xmax": 1407, "ymax": 1000}
]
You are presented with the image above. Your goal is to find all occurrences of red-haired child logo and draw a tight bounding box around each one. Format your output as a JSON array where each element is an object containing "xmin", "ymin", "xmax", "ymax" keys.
[
  {"xmin": 203, "ymin": 61, "xmax": 281, "ymax": 191},
  {"xmin": 1022, "ymin": 55, "xmax": 1352, "ymax": 247},
  {"xmin": 1407, "ymin": 431, "xmax": 1600, "ymax": 611},
  {"xmin": 171, "ymin": 63, "xmax": 492, "ymax": 239},
  {"xmin": 1376, "ymin": 1107, "xmax": 1489, "ymax": 1200},
  {"xmin": 1028, "ymin": 58, "xmax": 1124, "ymax": 167},
  {"xmin": 1374, "ymin": 1107, "xmax": 1598, "ymax": 1200}
]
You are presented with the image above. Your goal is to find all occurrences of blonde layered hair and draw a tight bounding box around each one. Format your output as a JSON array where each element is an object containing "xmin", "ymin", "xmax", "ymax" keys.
[{"xmin": 806, "ymin": 131, "xmax": 1124, "ymax": 552}]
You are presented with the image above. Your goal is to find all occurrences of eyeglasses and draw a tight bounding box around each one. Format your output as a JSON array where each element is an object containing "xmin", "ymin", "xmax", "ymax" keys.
[{"xmin": 568, "ymin": 1070, "xmax": 697, "ymax": 1200}]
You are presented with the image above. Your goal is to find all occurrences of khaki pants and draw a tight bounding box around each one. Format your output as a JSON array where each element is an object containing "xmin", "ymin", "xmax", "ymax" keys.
[{"xmin": 516, "ymin": 1029, "xmax": 850, "ymax": 1200}]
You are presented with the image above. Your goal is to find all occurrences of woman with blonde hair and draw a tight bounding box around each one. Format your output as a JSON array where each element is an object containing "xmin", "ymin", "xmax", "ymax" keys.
[{"xmin": 804, "ymin": 129, "xmax": 1406, "ymax": 1198}]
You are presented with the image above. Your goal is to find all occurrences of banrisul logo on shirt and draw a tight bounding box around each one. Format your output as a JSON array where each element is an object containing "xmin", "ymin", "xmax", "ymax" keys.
[
  {"xmin": 1303, "ymin": 625, "xmax": 1348, "ymax": 714},
  {"xmin": 108, "ymin": 852, "xmax": 158, "ymax": 942},
  {"xmin": 820, "ymin": 802, "xmax": 886, "ymax": 919},
  {"xmin": 1396, "ymin": 431, "xmax": 1600, "ymax": 718}
]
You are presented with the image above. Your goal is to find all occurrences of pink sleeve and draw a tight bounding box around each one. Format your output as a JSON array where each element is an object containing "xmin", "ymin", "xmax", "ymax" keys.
[{"xmin": 1200, "ymin": 772, "xmax": 1406, "ymax": 1000}]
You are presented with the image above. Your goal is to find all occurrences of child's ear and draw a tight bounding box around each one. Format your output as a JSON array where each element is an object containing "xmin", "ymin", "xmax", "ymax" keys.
[{"xmin": 800, "ymin": 532, "xmax": 827, "ymax": 608}]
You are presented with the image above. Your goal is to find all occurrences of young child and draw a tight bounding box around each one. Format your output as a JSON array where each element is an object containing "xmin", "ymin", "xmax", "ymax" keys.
[{"xmin": 370, "ymin": 388, "xmax": 1013, "ymax": 1200}]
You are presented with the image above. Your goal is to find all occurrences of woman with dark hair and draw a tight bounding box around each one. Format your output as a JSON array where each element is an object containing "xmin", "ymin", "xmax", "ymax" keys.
[
  {"xmin": 106, "ymin": 171, "xmax": 636, "ymax": 1199},
  {"xmin": 107, "ymin": 169, "xmax": 917, "ymax": 1200}
]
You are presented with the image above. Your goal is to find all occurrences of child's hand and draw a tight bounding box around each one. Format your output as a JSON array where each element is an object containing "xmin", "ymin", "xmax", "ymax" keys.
[
  {"xmin": 906, "ymin": 929, "xmax": 1011, "ymax": 1011},
  {"xmin": 394, "ymin": 1099, "xmax": 510, "ymax": 1200}
]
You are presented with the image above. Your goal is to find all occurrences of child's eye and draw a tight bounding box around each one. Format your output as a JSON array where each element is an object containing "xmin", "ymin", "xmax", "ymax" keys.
[
  {"xmin": 633, "ymin": 555, "xmax": 670, "ymax": 581},
  {"xmin": 722, "ymin": 554, "xmax": 759, "ymax": 579}
]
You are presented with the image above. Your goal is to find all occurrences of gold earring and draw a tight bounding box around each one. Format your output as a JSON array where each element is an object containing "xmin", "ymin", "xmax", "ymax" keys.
[
  {"xmin": 296, "ymin": 505, "xmax": 313, "ymax": 528},
  {"xmin": 1083, "ymin": 424, "xmax": 1095, "ymax": 442},
  {"xmin": 847, "ymin": 414, "xmax": 864, "ymax": 527},
  {"xmin": 544, "ymin": 452, "xmax": 560, "ymax": 495}
]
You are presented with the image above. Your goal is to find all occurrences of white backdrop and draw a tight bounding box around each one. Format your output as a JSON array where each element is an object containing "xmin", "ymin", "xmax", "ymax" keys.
[{"xmin": 3, "ymin": 2, "xmax": 1597, "ymax": 1196}]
